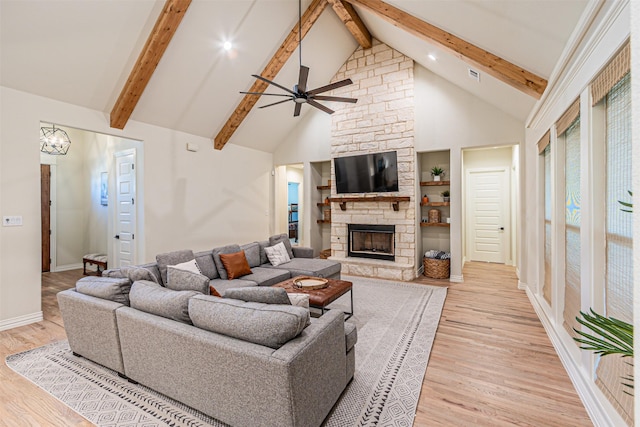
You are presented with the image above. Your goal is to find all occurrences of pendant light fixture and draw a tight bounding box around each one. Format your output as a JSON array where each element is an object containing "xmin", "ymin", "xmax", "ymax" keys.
[{"xmin": 40, "ymin": 124, "xmax": 71, "ymax": 155}]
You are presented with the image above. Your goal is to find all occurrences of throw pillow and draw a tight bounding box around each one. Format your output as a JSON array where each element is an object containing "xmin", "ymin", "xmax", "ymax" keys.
[
  {"xmin": 264, "ymin": 242, "xmax": 291, "ymax": 267},
  {"xmin": 75, "ymin": 276, "xmax": 132, "ymax": 305},
  {"xmin": 166, "ymin": 266, "xmax": 209, "ymax": 294},
  {"xmin": 212, "ymin": 244, "xmax": 242, "ymax": 280},
  {"xmin": 122, "ymin": 266, "xmax": 159, "ymax": 284},
  {"xmin": 209, "ymin": 285, "xmax": 222, "ymax": 297},
  {"xmin": 269, "ymin": 233, "xmax": 294, "ymax": 259},
  {"xmin": 173, "ymin": 259, "xmax": 202, "ymax": 274},
  {"xmin": 219, "ymin": 251, "xmax": 252, "ymax": 280},
  {"xmin": 240, "ymin": 242, "xmax": 261, "ymax": 268},
  {"xmin": 224, "ymin": 287, "xmax": 291, "ymax": 305},
  {"xmin": 287, "ymin": 293, "xmax": 310, "ymax": 309},
  {"xmin": 156, "ymin": 249, "xmax": 195, "ymax": 285},
  {"xmin": 195, "ymin": 251, "xmax": 219, "ymax": 279}
]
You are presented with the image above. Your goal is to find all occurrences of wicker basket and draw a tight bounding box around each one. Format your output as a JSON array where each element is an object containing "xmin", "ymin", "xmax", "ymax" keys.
[
  {"xmin": 319, "ymin": 249, "xmax": 331, "ymax": 259},
  {"xmin": 423, "ymin": 257, "xmax": 450, "ymax": 279}
]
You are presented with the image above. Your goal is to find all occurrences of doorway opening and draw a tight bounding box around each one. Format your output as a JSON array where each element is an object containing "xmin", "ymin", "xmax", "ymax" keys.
[
  {"xmin": 39, "ymin": 123, "xmax": 143, "ymax": 274},
  {"xmin": 275, "ymin": 164, "xmax": 304, "ymax": 246},
  {"xmin": 462, "ymin": 145, "xmax": 518, "ymax": 266}
]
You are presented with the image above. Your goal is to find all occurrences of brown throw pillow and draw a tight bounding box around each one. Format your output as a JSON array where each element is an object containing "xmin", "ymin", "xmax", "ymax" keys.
[
  {"xmin": 209, "ymin": 285, "xmax": 222, "ymax": 297},
  {"xmin": 219, "ymin": 251, "xmax": 252, "ymax": 280}
]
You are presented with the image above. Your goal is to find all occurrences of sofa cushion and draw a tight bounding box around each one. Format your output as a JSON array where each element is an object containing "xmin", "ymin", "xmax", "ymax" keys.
[
  {"xmin": 262, "ymin": 257, "xmax": 341, "ymax": 279},
  {"xmin": 219, "ymin": 251, "xmax": 252, "ymax": 280},
  {"xmin": 264, "ymin": 242, "xmax": 291, "ymax": 267},
  {"xmin": 75, "ymin": 276, "xmax": 132, "ymax": 305},
  {"xmin": 241, "ymin": 242, "xmax": 261, "ymax": 268},
  {"xmin": 156, "ymin": 249, "xmax": 195, "ymax": 285},
  {"xmin": 257, "ymin": 240, "xmax": 270, "ymax": 265},
  {"xmin": 122, "ymin": 266, "xmax": 160, "ymax": 284},
  {"xmin": 129, "ymin": 280, "xmax": 198, "ymax": 324},
  {"xmin": 224, "ymin": 287, "xmax": 291, "ymax": 305},
  {"xmin": 195, "ymin": 250, "xmax": 218, "ymax": 279},
  {"xmin": 210, "ymin": 278, "xmax": 258, "ymax": 295},
  {"xmin": 212, "ymin": 244, "xmax": 242, "ymax": 280},
  {"xmin": 269, "ymin": 233, "xmax": 294, "ymax": 259},
  {"xmin": 166, "ymin": 266, "xmax": 209, "ymax": 294},
  {"xmin": 344, "ymin": 321, "xmax": 357, "ymax": 352},
  {"xmin": 240, "ymin": 266, "xmax": 290, "ymax": 287},
  {"xmin": 189, "ymin": 295, "xmax": 309, "ymax": 349}
]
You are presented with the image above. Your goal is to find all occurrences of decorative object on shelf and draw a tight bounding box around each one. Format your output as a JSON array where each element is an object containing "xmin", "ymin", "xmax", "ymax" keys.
[
  {"xmin": 324, "ymin": 209, "xmax": 331, "ymax": 221},
  {"xmin": 422, "ymin": 195, "xmax": 429, "ymax": 205},
  {"xmin": 430, "ymin": 166, "xmax": 445, "ymax": 182},
  {"xmin": 325, "ymin": 196, "xmax": 330, "ymax": 205},
  {"xmin": 40, "ymin": 124, "xmax": 71, "ymax": 155},
  {"xmin": 319, "ymin": 249, "xmax": 331, "ymax": 259},
  {"xmin": 428, "ymin": 209, "xmax": 441, "ymax": 223},
  {"xmin": 441, "ymin": 190, "xmax": 450, "ymax": 202},
  {"xmin": 293, "ymin": 276, "xmax": 329, "ymax": 290}
]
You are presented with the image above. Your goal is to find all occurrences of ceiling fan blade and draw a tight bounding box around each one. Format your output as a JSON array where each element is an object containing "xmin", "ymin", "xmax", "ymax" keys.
[
  {"xmin": 240, "ymin": 91, "xmax": 292, "ymax": 97},
  {"xmin": 307, "ymin": 99, "xmax": 334, "ymax": 114},
  {"xmin": 306, "ymin": 78, "xmax": 353, "ymax": 95},
  {"xmin": 311, "ymin": 95, "xmax": 358, "ymax": 103},
  {"xmin": 294, "ymin": 103, "xmax": 302, "ymax": 117},
  {"xmin": 252, "ymin": 74, "xmax": 297, "ymax": 96},
  {"xmin": 259, "ymin": 98, "xmax": 293, "ymax": 109},
  {"xmin": 297, "ymin": 66, "xmax": 309, "ymax": 93}
]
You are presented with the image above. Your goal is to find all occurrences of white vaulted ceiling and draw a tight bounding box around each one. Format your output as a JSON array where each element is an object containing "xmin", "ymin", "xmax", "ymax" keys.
[{"xmin": 0, "ymin": 0, "xmax": 589, "ymax": 152}]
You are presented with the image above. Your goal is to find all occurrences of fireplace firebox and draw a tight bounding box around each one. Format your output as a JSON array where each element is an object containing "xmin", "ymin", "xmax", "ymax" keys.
[{"xmin": 348, "ymin": 224, "xmax": 395, "ymax": 261}]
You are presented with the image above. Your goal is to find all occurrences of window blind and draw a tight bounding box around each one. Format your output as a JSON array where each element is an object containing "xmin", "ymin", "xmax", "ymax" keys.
[
  {"xmin": 562, "ymin": 118, "xmax": 581, "ymax": 339},
  {"xmin": 591, "ymin": 40, "xmax": 630, "ymax": 106},
  {"xmin": 543, "ymin": 144, "xmax": 552, "ymax": 306},
  {"xmin": 537, "ymin": 130, "xmax": 550, "ymax": 155},
  {"xmin": 595, "ymin": 72, "xmax": 633, "ymax": 425},
  {"xmin": 556, "ymin": 99, "xmax": 580, "ymax": 136}
]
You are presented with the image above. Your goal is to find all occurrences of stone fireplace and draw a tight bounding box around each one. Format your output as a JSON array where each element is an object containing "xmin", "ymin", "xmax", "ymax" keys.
[
  {"xmin": 328, "ymin": 40, "xmax": 417, "ymax": 281},
  {"xmin": 348, "ymin": 224, "xmax": 395, "ymax": 261}
]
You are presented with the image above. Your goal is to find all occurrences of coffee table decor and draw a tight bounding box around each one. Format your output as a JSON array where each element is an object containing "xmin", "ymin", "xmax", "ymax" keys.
[{"xmin": 292, "ymin": 276, "xmax": 328, "ymax": 289}]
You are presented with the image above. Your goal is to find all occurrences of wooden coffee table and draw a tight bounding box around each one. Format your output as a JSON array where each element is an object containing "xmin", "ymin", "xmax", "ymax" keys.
[{"xmin": 273, "ymin": 277, "xmax": 353, "ymax": 319}]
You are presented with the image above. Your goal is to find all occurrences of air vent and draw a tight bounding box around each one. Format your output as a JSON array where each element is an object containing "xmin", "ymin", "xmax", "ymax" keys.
[{"xmin": 468, "ymin": 68, "xmax": 480, "ymax": 82}]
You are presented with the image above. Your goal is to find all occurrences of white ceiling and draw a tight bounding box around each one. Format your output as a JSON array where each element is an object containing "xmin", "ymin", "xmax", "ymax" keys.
[{"xmin": 0, "ymin": 0, "xmax": 589, "ymax": 153}]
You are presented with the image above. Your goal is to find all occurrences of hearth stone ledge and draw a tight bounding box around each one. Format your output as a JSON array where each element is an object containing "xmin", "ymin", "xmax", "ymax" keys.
[{"xmin": 329, "ymin": 256, "xmax": 416, "ymax": 282}]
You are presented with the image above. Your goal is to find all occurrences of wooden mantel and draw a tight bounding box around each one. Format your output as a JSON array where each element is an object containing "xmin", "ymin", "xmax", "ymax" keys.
[{"xmin": 329, "ymin": 196, "xmax": 410, "ymax": 211}]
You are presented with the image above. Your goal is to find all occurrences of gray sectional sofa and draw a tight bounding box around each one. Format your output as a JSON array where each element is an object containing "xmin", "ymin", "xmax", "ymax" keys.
[{"xmin": 57, "ymin": 235, "xmax": 355, "ymax": 427}]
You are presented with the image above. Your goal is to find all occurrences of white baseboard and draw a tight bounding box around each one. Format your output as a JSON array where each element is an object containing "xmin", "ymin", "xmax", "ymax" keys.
[
  {"xmin": 525, "ymin": 288, "xmax": 626, "ymax": 427},
  {"xmin": 515, "ymin": 267, "xmax": 521, "ymax": 279},
  {"xmin": 54, "ymin": 263, "xmax": 83, "ymax": 272},
  {"xmin": 0, "ymin": 311, "xmax": 43, "ymax": 331},
  {"xmin": 518, "ymin": 279, "xmax": 526, "ymax": 290},
  {"xmin": 449, "ymin": 274, "xmax": 463, "ymax": 283}
]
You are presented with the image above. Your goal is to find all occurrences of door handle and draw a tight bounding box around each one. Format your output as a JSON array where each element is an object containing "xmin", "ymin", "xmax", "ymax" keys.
[
  {"xmin": 499, "ymin": 227, "xmax": 504, "ymax": 231},
  {"xmin": 115, "ymin": 235, "xmax": 120, "ymax": 239}
]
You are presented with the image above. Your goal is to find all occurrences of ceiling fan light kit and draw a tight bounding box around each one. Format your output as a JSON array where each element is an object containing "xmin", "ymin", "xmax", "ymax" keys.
[{"xmin": 240, "ymin": 0, "xmax": 357, "ymax": 117}]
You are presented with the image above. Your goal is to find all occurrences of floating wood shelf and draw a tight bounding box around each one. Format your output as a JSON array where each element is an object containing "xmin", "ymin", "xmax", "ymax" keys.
[
  {"xmin": 317, "ymin": 219, "xmax": 331, "ymax": 224},
  {"xmin": 420, "ymin": 222, "xmax": 450, "ymax": 227},
  {"xmin": 316, "ymin": 185, "xmax": 331, "ymax": 190},
  {"xmin": 420, "ymin": 181, "xmax": 450, "ymax": 186},
  {"xmin": 329, "ymin": 196, "xmax": 410, "ymax": 211},
  {"xmin": 420, "ymin": 202, "xmax": 450, "ymax": 207}
]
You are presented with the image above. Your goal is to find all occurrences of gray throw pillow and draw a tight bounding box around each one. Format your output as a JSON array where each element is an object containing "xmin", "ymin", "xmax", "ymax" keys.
[
  {"xmin": 195, "ymin": 251, "xmax": 219, "ymax": 279},
  {"xmin": 224, "ymin": 287, "xmax": 291, "ymax": 305},
  {"xmin": 166, "ymin": 266, "xmax": 209, "ymax": 294},
  {"xmin": 212, "ymin": 244, "xmax": 242, "ymax": 280},
  {"xmin": 102, "ymin": 268, "xmax": 127, "ymax": 279},
  {"xmin": 156, "ymin": 249, "xmax": 195, "ymax": 285},
  {"xmin": 240, "ymin": 242, "xmax": 261, "ymax": 268},
  {"xmin": 75, "ymin": 276, "xmax": 132, "ymax": 305},
  {"xmin": 122, "ymin": 266, "xmax": 159, "ymax": 284},
  {"xmin": 189, "ymin": 295, "xmax": 309, "ymax": 349},
  {"xmin": 269, "ymin": 233, "xmax": 294, "ymax": 259},
  {"xmin": 129, "ymin": 280, "xmax": 198, "ymax": 324},
  {"xmin": 257, "ymin": 240, "xmax": 270, "ymax": 265}
]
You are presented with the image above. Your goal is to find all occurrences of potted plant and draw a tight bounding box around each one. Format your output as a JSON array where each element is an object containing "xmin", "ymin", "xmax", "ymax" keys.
[
  {"xmin": 431, "ymin": 166, "xmax": 445, "ymax": 182},
  {"xmin": 441, "ymin": 190, "xmax": 450, "ymax": 202}
]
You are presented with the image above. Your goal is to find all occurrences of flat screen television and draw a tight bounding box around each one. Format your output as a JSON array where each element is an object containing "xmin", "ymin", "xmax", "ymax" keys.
[{"xmin": 334, "ymin": 151, "xmax": 399, "ymax": 194}]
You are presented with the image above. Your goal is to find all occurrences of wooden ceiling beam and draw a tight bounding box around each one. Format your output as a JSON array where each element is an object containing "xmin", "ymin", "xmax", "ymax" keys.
[
  {"xmin": 214, "ymin": 0, "xmax": 329, "ymax": 150},
  {"xmin": 110, "ymin": 0, "xmax": 192, "ymax": 130},
  {"xmin": 344, "ymin": 0, "xmax": 547, "ymax": 98},
  {"xmin": 327, "ymin": 0, "xmax": 372, "ymax": 49}
]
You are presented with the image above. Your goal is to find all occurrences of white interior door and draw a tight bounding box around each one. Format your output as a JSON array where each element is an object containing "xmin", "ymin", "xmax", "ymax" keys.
[
  {"xmin": 466, "ymin": 168, "xmax": 508, "ymax": 263},
  {"xmin": 114, "ymin": 149, "xmax": 136, "ymax": 267}
]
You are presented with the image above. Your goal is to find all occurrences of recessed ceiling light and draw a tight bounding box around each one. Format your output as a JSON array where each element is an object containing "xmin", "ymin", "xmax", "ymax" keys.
[
  {"xmin": 428, "ymin": 54, "xmax": 437, "ymax": 61},
  {"xmin": 223, "ymin": 41, "xmax": 232, "ymax": 51}
]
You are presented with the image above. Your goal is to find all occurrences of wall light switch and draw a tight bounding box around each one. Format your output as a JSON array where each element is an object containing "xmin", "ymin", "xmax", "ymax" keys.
[{"xmin": 3, "ymin": 216, "xmax": 23, "ymax": 226}]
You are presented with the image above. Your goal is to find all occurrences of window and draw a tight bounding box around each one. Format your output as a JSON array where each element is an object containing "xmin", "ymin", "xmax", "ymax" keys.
[{"xmin": 543, "ymin": 144, "xmax": 552, "ymax": 306}]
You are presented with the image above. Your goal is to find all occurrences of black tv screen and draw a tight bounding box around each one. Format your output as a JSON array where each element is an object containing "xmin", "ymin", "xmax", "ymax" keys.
[{"xmin": 334, "ymin": 151, "xmax": 399, "ymax": 194}]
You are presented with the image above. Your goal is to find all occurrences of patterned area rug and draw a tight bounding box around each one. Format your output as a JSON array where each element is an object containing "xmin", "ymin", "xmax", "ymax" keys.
[{"xmin": 6, "ymin": 276, "xmax": 446, "ymax": 427}]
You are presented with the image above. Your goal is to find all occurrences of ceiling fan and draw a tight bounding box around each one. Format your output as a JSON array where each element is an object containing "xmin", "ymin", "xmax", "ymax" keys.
[{"xmin": 240, "ymin": 0, "xmax": 357, "ymax": 117}]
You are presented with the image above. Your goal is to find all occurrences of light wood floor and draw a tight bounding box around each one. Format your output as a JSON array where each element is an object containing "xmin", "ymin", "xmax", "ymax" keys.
[{"xmin": 0, "ymin": 263, "xmax": 592, "ymax": 426}]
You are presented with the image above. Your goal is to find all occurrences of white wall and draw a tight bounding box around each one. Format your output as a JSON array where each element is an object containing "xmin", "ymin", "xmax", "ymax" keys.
[
  {"xmin": 414, "ymin": 64, "xmax": 525, "ymax": 281},
  {"xmin": 0, "ymin": 86, "xmax": 273, "ymax": 329}
]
